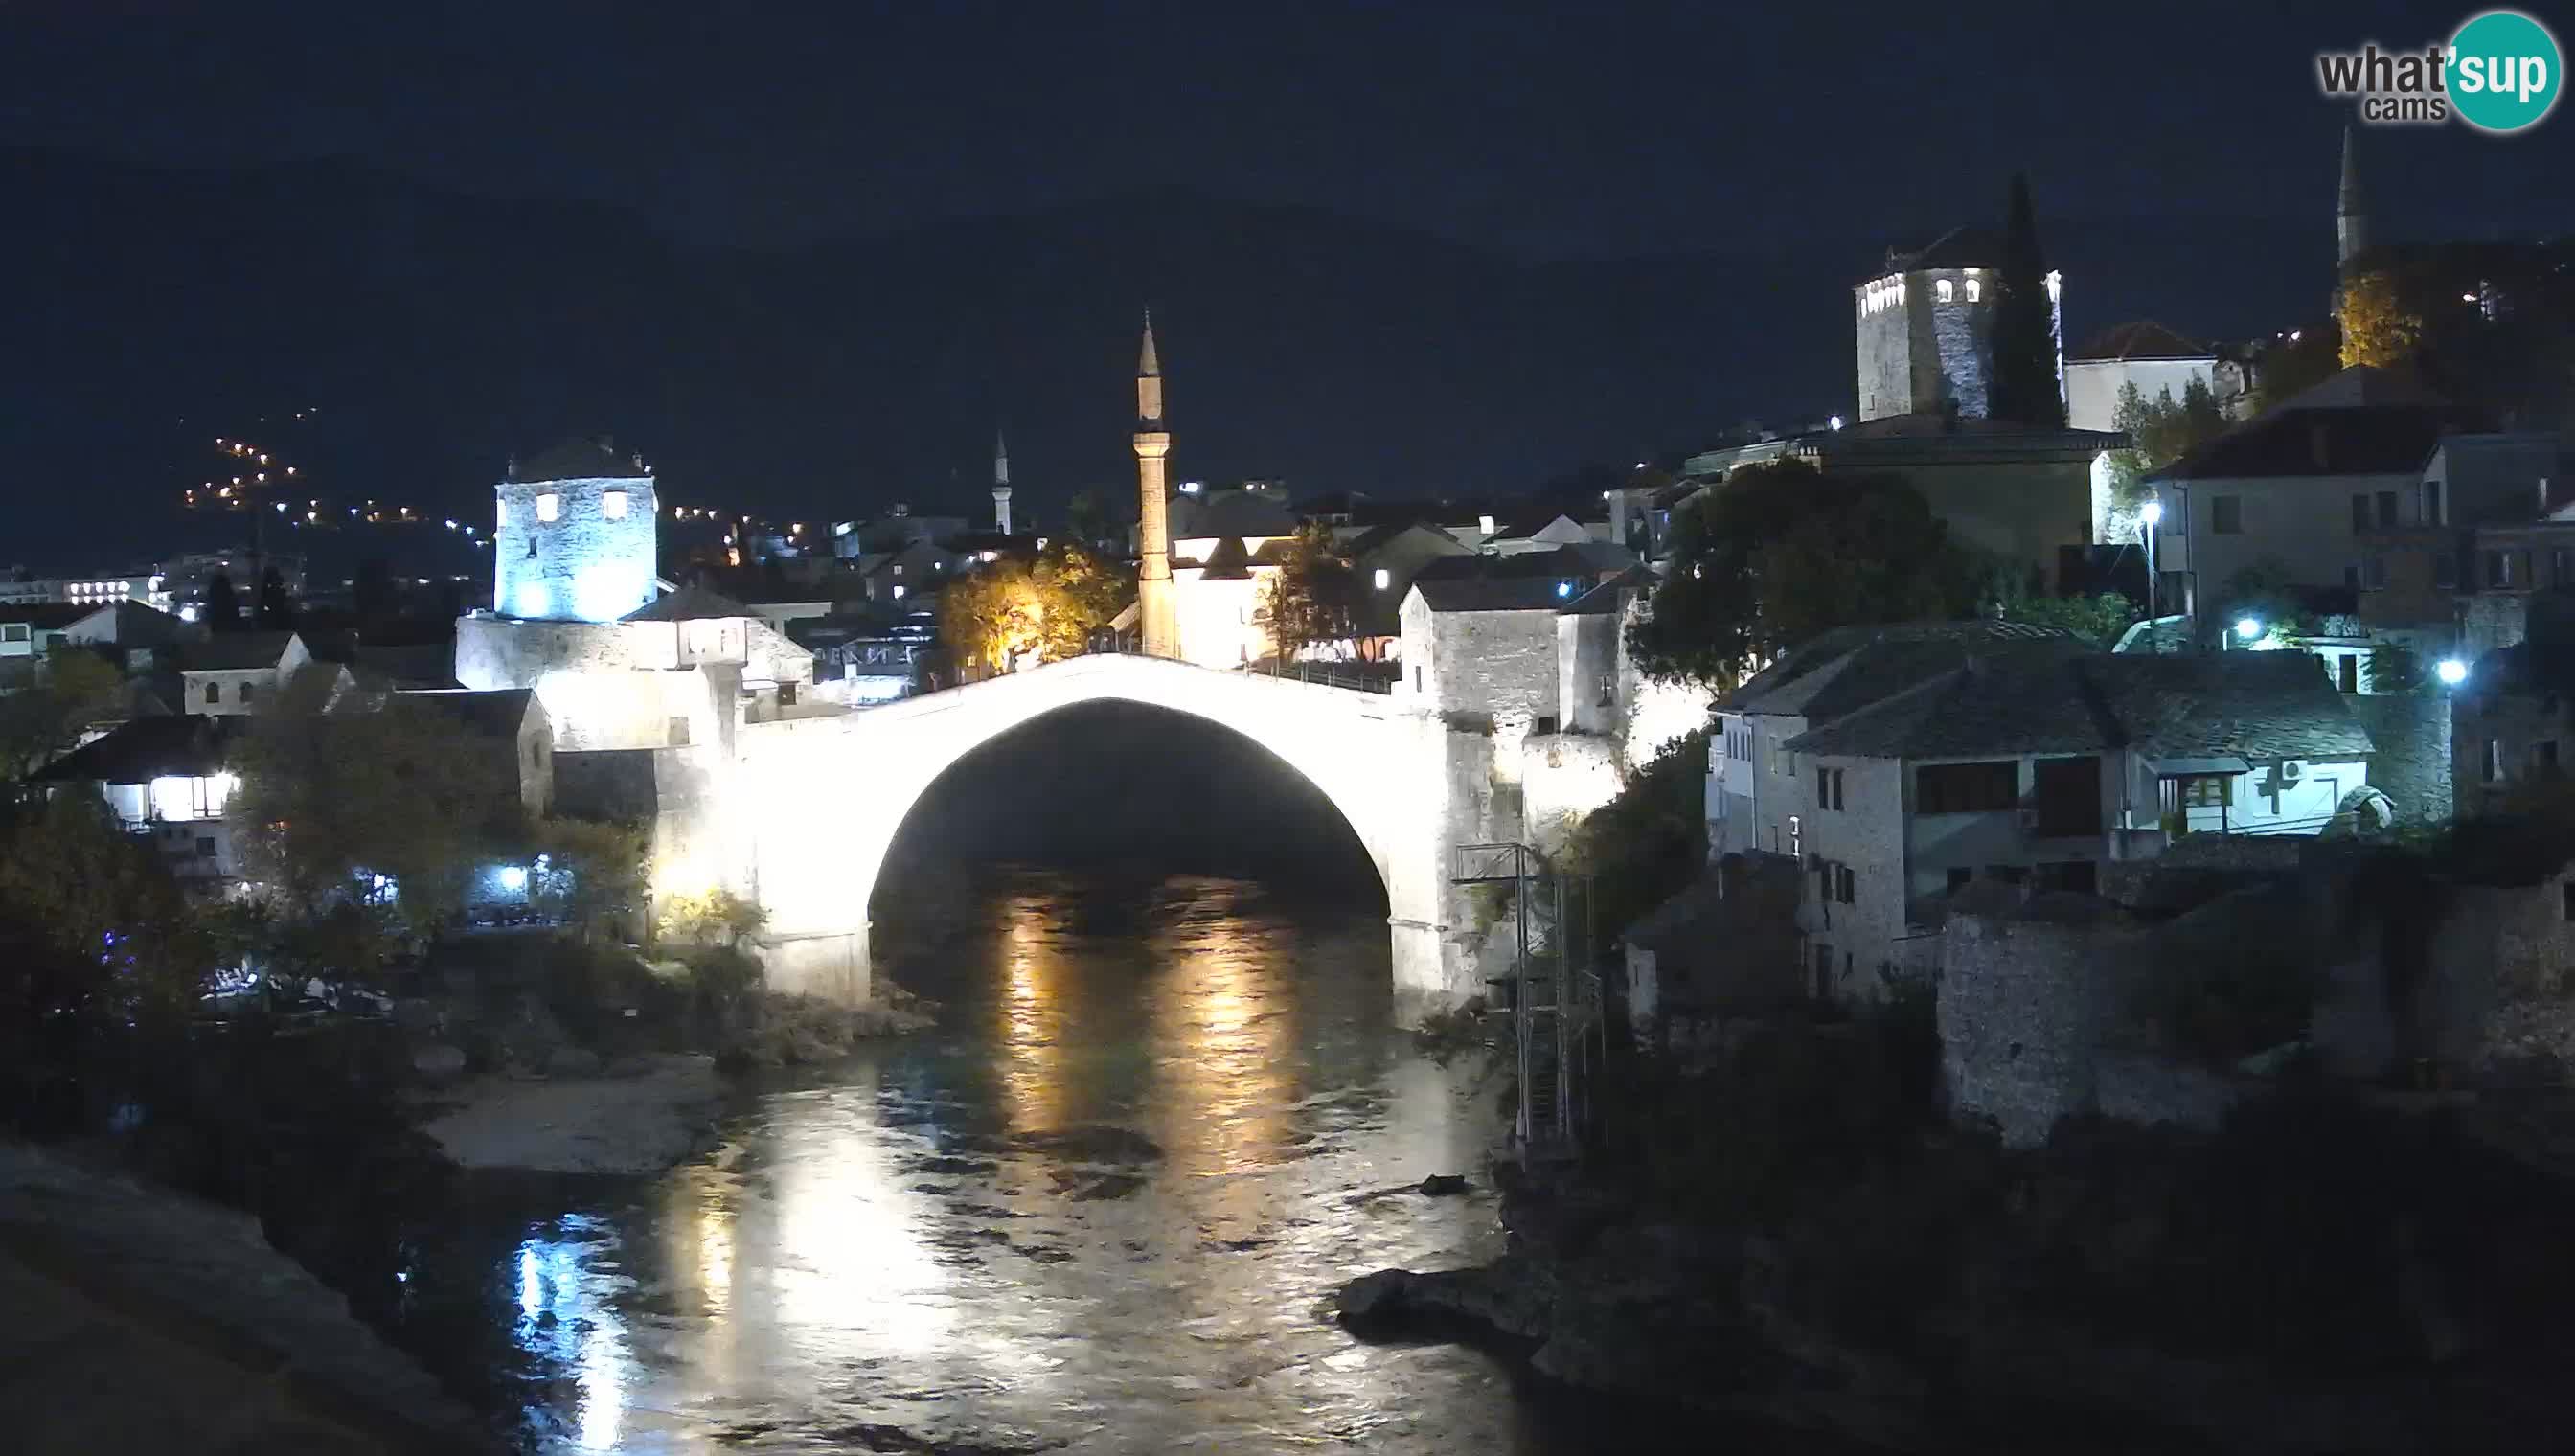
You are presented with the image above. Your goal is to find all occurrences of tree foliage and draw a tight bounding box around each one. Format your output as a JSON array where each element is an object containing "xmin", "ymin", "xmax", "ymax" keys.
[
  {"xmin": 1988, "ymin": 173, "xmax": 2065, "ymax": 428},
  {"xmin": 2338, "ymin": 267, "xmax": 2424, "ymax": 370},
  {"xmin": 0, "ymin": 648, "xmax": 125, "ymax": 792},
  {"xmin": 2103, "ymin": 376, "xmax": 2229, "ymax": 517},
  {"xmin": 2248, "ymin": 323, "xmax": 2343, "ymax": 417},
  {"xmin": 937, "ymin": 541, "xmax": 1132, "ymax": 675},
  {"xmin": 228, "ymin": 668, "xmax": 518, "ymax": 946},
  {"xmin": 529, "ymin": 816, "xmax": 651, "ymax": 935},
  {"xmin": 1256, "ymin": 522, "xmax": 1361, "ymax": 665},
  {"xmin": 656, "ymin": 887, "xmax": 767, "ymax": 950},
  {"xmin": 255, "ymin": 565, "xmax": 294, "ymax": 629},
  {"xmin": 202, "ymin": 572, "xmax": 242, "ymax": 631},
  {"xmin": 1629, "ymin": 461, "xmax": 1960, "ymax": 687},
  {"xmin": 1560, "ymin": 730, "xmax": 1709, "ymax": 958},
  {"xmin": 1998, "ymin": 590, "xmax": 2139, "ymax": 648},
  {"xmin": 0, "ymin": 795, "xmax": 209, "ymax": 1036}
]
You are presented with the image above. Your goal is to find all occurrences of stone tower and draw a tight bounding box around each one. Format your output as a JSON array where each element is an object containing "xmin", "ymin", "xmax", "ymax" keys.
[
  {"xmin": 991, "ymin": 428, "xmax": 1013, "ymax": 535},
  {"xmin": 492, "ymin": 436, "xmax": 658, "ymax": 623},
  {"xmin": 2336, "ymin": 123, "xmax": 2370, "ymax": 272},
  {"xmin": 1133, "ymin": 312, "xmax": 1178, "ymax": 658}
]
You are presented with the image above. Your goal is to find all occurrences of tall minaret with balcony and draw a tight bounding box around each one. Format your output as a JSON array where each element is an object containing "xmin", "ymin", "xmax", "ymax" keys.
[
  {"xmin": 1132, "ymin": 312, "xmax": 1178, "ymax": 658},
  {"xmin": 991, "ymin": 428, "xmax": 1014, "ymax": 535}
]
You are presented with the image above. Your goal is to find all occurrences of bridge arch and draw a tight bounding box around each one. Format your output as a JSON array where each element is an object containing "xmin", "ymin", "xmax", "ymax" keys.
[{"xmin": 727, "ymin": 655, "xmax": 1472, "ymax": 1014}]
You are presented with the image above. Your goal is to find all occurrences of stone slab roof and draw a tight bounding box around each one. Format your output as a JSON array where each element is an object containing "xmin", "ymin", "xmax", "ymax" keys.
[
  {"xmin": 1721, "ymin": 620, "xmax": 2085, "ymax": 718},
  {"xmin": 512, "ymin": 437, "xmax": 649, "ymax": 482},
  {"xmin": 2153, "ymin": 402, "xmax": 2489, "ymax": 482},
  {"xmin": 1784, "ymin": 648, "xmax": 2373, "ymax": 762},
  {"xmin": 177, "ymin": 630, "xmax": 299, "ymax": 672},
  {"xmin": 623, "ymin": 585, "xmax": 754, "ymax": 623},
  {"xmin": 2069, "ymin": 320, "xmax": 2211, "ymax": 362},
  {"xmin": 1412, "ymin": 577, "xmax": 1573, "ymax": 614},
  {"xmin": 34, "ymin": 714, "xmax": 242, "ymax": 785}
]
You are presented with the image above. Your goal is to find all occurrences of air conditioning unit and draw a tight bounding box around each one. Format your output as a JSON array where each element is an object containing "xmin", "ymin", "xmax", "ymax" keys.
[{"xmin": 2280, "ymin": 760, "xmax": 2304, "ymax": 785}]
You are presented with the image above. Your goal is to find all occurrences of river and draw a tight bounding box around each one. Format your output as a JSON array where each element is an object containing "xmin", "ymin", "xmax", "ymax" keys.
[{"xmin": 371, "ymin": 866, "xmax": 1729, "ymax": 1453}]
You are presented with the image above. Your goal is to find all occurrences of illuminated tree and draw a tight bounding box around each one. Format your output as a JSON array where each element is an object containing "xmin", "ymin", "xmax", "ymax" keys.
[
  {"xmin": 0, "ymin": 795, "xmax": 210, "ymax": 1058},
  {"xmin": 229, "ymin": 668, "xmax": 517, "ymax": 952},
  {"xmin": 1257, "ymin": 523, "xmax": 1361, "ymax": 667},
  {"xmin": 937, "ymin": 541, "xmax": 1131, "ymax": 676},
  {"xmin": 1029, "ymin": 540, "xmax": 1132, "ymax": 661},
  {"xmin": 2338, "ymin": 267, "xmax": 2424, "ymax": 369},
  {"xmin": 2102, "ymin": 376, "xmax": 2227, "ymax": 515}
]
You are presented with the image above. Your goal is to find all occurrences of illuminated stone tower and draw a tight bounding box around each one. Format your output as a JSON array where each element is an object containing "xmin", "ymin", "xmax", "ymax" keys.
[
  {"xmin": 991, "ymin": 428, "xmax": 1013, "ymax": 535},
  {"xmin": 1133, "ymin": 312, "xmax": 1178, "ymax": 658}
]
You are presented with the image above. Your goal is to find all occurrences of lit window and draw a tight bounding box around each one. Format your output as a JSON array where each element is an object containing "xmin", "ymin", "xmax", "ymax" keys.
[
  {"xmin": 1374, "ymin": 568, "xmax": 1391, "ymax": 591},
  {"xmin": 1966, "ymin": 279, "xmax": 1982, "ymax": 303},
  {"xmin": 1936, "ymin": 279, "xmax": 1954, "ymax": 303},
  {"xmin": 536, "ymin": 493, "xmax": 561, "ymax": 522},
  {"xmin": 602, "ymin": 489, "xmax": 628, "ymax": 520}
]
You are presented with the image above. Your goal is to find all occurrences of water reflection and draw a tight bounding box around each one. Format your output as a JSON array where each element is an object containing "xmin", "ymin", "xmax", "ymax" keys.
[{"xmin": 467, "ymin": 871, "xmax": 1559, "ymax": 1454}]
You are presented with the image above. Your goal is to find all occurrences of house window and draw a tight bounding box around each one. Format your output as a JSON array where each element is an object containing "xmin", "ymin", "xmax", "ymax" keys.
[
  {"xmin": 1596, "ymin": 673, "xmax": 1615, "ymax": 707},
  {"xmin": 2435, "ymin": 553, "xmax": 2457, "ymax": 589},
  {"xmin": 2179, "ymin": 774, "xmax": 2233, "ymax": 808},
  {"xmin": 1915, "ymin": 760, "xmax": 2019, "ymax": 814},
  {"xmin": 2425, "ymin": 480, "xmax": 2444, "ymax": 524},
  {"xmin": 2030, "ymin": 756, "xmax": 2103, "ymax": 835},
  {"xmin": 239, "ymin": 683, "xmax": 254, "ymax": 704},
  {"xmin": 196, "ymin": 836, "xmax": 216, "ymax": 858},
  {"xmin": 1789, "ymin": 814, "xmax": 1802, "ymax": 861},
  {"xmin": 2486, "ymin": 550, "xmax": 2515, "ymax": 588},
  {"xmin": 1, "ymin": 624, "xmax": 25, "ymax": 643},
  {"xmin": 602, "ymin": 489, "xmax": 628, "ymax": 520},
  {"xmin": 536, "ymin": 492, "xmax": 561, "ymax": 522},
  {"xmin": 778, "ymin": 682, "xmax": 798, "ymax": 708},
  {"xmin": 1936, "ymin": 279, "xmax": 1954, "ymax": 303},
  {"xmin": 1373, "ymin": 568, "xmax": 1390, "ymax": 591},
  {"xmin": 2537, "ymin": 739, "xmax": 2561, "ymax": 772},
  {"xmin": 2351, "ymin": 494, "xmax": 2371, "ymax": 532},
  {"xmin": 204, "ymin": 681, "xmax": 220, "ymax": 704},
  {"xmin": 1816, "ymin": 766, "xmax": 1844, "ymax": 810},
  {"xmin": 1965, "ymin": 278, "xmax": 1982, "ymax": 303},
  {"xmin": 2362, "ymin": 555, "xmax": 2387, "ymax": 590},
  {"xmin": 1835, "ymin": 864, "xmax": 1856, "ymax": 904},
  {"xmin": 669, "ymin": 716, "xmax": 692, "ymax": 747},
  {"xmin": 2376, "ymin": 490, "xmax": 2400, "ymax": 528},
  {"xmin": 1413, "ymin": 667, "xmax": 1424, "ymax": 692},
  {"xmin": 2484, "ymin": 739, "xmax": 2503, "ymax": 784},
  {"xmin": 2554, "ymin": 548, "xmax": 2573, "ymax": 585},
  {"xmin": 2211, "ymin": 495, "xmax": 2243, "ymax": 535},
  {"xmin": 2339, "ymin": 654, "xmax": 2360, "ymax": 694}
]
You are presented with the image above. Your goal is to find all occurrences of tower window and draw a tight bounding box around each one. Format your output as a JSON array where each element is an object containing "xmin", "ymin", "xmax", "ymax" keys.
[
  {"xmin": 1936, "ymin": 279, "xmax": 1955, "ymax": 303},
  {"xmin": 602, "ymin": 489, "xmax": 628, "ymax": 520},
  {"xmin": 1374, "ymin": 568, "xmax": 1390, "ymax": 591},
  {"xmin": 536, "ymin": 492, "xmax": 561, "ymax": 522},
  {"xmin": 1965, "ymin": 278, "xmax": 1982, "ymax": 303}
]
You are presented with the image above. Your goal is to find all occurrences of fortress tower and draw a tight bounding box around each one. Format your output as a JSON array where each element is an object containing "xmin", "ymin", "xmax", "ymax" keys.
[
  {"xmin": 492, "ymin": 436, "xmax": 658, "ymax": 623},
  {"xmin": 1133, "ymin": 313, "xmax": 1178, "ymax": 658}
]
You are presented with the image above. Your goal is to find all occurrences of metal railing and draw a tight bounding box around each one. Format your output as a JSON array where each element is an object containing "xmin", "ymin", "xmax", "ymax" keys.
[{"xmin": 1454, "ymin": 841, "xmax": 1598, "ymax": 1164}]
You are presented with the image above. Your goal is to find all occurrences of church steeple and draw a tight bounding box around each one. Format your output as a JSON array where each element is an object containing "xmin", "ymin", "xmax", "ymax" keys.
[
  {"xmin": 1132, "ymin": 311, "xmax": 1177, "ymax": 658},
  {"xmin": 2336, "ymin": 123, "xmax": 2369, "ymax": 271},
  {"xmin": 991, "ymin": 428, "xmax": 1013, "ymax": 535}
]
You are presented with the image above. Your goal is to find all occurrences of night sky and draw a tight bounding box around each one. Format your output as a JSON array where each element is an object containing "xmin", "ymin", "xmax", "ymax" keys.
[{"xmin": 4, "ymin": 0, "xmax": 2570, "ymax": 566}]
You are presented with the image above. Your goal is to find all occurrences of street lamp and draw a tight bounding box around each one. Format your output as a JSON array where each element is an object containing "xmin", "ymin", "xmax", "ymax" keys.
[
  {"xmin": 2436, "ymin": 657, "xmax": 2469, "ymax": 686},
  {"xmin": 2235, "ymin": 617, "xmax": 2264, "ymax": 643},
  {"xmin": 2138, "ymin": 500, "xmax": 2164, "ymax": 641}
]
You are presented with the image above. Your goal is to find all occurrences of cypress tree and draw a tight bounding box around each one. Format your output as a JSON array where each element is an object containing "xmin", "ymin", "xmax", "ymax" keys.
[
  {"xmin": 202, "ymin": 572, "xmax": 242, "ymax": 631},
  {"xmin": 1989, "ymin": 173, "xmax": 2065, "ymax": 427}
]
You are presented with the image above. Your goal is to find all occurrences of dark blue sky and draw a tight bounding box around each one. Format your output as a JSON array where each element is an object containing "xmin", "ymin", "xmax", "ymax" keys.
[{"xmin": 4, "ymin": 0, "xmax": 2568, "ymax": 257}]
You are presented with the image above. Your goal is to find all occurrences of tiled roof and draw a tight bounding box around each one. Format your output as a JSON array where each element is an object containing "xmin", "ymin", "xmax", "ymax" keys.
[
  {"xmin": 623, "ymin": 586, "xmax": 753, "ymax": 623},
  {"xmin": 1412, "ymin": 542, "xmax": 1638, "ymax": 584},
  {"xmin": 399, "ymin": 688, "xmax": 538, "ymax": 738},
  {"xmin": 1196, "ymin": 536, "xmax": 1256, "ymax": 580},
  {"xmin": 1783, "ymin": 648, "xmax": 2373, "ymax": 762},
  {"xmin": 2069, "ymin": 321, "xmax": 2211, "ymax": 362},
  {"xmin": 0, "ymin": 603, "xmax": 90, "ymax": 629},
  {"xmin": 2153, "ymin": 403, "xmax": 2489, "ymax": 482},
  {"xmin": 178, "ymin": 630, "xmax": 299, "ymax": 672},
  {"xmin": 1170, "ymin": 489, "xmax": 1297, "ymax": 540},
  {"xmin": 513, "ymin": 437, "xmax": 649, "ymax": 482},
  {"xmin": 1412, "ymin": 577, "xmax": 1574, "ymax": 613},
  {"xmin": 1722, "ymin": 620, "xmax": 2085, "ymax": 717},
  {"xmin": 34, "ymin": 714, "xmax": 243, "ymax": 785}
]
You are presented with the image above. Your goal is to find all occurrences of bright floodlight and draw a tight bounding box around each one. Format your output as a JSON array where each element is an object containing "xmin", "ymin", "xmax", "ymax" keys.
[
  {"xmin": 2235, "ymin": 617, "xmax": 2263, "ymax": 641},
  {"xmin": 2140, "ymin": 500, "xmax": 2164, "ymax": 527},
  {"xmin": 498, "ymin": 865, "xmax": 529, "ymax": 892},
  {"xmin": 2437, "ymin": 657, "xmax": 2469, "ymax": 686}
]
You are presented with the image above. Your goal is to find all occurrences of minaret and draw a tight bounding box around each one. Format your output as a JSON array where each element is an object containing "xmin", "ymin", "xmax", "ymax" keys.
[
  {"xmin": 991, "ymin": 428, "xmax": 1013, "ymax": 535},
  {"xmin": 1133, "ymin": 311, "xmax": 1178, "ymax": 658},
  {"xmin": 2336, "ymin": 123, "xmax": 2369, "ymax": 271}
]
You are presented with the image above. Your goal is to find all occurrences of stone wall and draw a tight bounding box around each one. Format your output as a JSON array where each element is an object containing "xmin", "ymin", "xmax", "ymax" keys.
[
  {"xmin": 1937, "ymin": 900, "xmax": 2137, "ymax": 1149},
  {"xmin": 2348, "ymin": 690, "xmax": 2453, "ymax": 826},
  {"xmin": 2421, "ymin": 876, "xmax": 2575, "ymax": 1082},
  {"xmin": 494, "ymin": 473, "xmax": 658, "ymax": 623},
  {"xmin": 1521, "ymin": 731, "xmax": 1622, "ymax": 859}
]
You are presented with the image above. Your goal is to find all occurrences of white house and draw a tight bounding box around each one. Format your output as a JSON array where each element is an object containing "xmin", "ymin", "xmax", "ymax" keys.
[
  {"xmin": 2063, "ymin": 321, "xmax": 2217, "ymax": 434},
  {"xmin": 1774, "ymin": 648, "xmax": 2373, "ymax": 1000},
  {"xmin": 34, "ymin": 715, "xmax": 248, "ymax": 880},
  {"xmin": 2148, "ymin": 366, "xmax": 2487, "ymax": 622},
  {"xmin": 1397, "ymin": 577, "xmax": 1565, "ymax": 731},
  {"xmin": 177, "ymin": 631, "xmax": 321, "ymax": 715}
]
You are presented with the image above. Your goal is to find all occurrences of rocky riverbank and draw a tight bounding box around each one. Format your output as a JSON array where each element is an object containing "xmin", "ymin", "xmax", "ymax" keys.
[
  {"xmin": 414, "ymin": 1052, "xmax": 730, "ymax": 1175},
  {"xmin": 0, "ymin": 1142, "xmax": 490, "ymax": 1454},
  {"xmin": 1338, "ymin": 1060, "xmax": 2575, "ymax": 1453}
]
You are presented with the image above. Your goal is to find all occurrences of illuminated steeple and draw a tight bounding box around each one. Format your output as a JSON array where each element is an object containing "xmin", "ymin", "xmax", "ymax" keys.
[
  {"xmin": 991, "ymin": 428, "xmax": 1013, "ymax": 535},
  {"xmin": 1132, "ymin": 311, "xmax": 1177, "ymax": 658}
]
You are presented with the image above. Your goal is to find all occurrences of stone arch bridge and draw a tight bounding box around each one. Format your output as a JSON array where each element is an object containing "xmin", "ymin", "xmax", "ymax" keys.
[{"xmin": 716, "ymin": 654, "xmax": 1515, "ymax": 1016}]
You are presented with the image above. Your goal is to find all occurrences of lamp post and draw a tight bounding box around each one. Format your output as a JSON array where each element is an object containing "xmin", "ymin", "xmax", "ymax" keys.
[{"xmin": 2139, "ymin": 499, "xmax": 2164, "ymax": 648}]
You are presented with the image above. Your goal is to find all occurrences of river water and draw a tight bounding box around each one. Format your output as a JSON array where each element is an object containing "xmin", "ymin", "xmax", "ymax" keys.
[{"xmin": 377, "ymin": 867, "xmax": 1719, "ymax": 1453}]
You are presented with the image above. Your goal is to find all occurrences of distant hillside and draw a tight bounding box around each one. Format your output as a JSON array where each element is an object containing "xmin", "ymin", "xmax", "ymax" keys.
[{"xmin": 0, "ymin": 147, "xmax": 2323, "ymax": 562}]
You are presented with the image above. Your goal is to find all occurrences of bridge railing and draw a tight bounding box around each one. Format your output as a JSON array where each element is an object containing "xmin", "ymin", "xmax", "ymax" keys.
[{"xmin": 1229, "ymin": 660, "xmax": 1397, "ymax": 694}]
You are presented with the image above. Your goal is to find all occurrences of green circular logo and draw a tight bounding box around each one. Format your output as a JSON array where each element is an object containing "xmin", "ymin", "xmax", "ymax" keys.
[{"xmin": 2450, "ymin": 10, "xmax": 2562, "ymax": 133}]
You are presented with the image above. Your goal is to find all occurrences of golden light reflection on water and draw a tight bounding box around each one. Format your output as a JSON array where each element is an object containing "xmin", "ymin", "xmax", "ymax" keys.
[
  {"xmin": 996, "ymin": 902, "xmax": 1067, "ymax": 1134},
  {"xmin": 1144, "ymin": 892, "xmax": 1300, "ymax": 1190}
]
